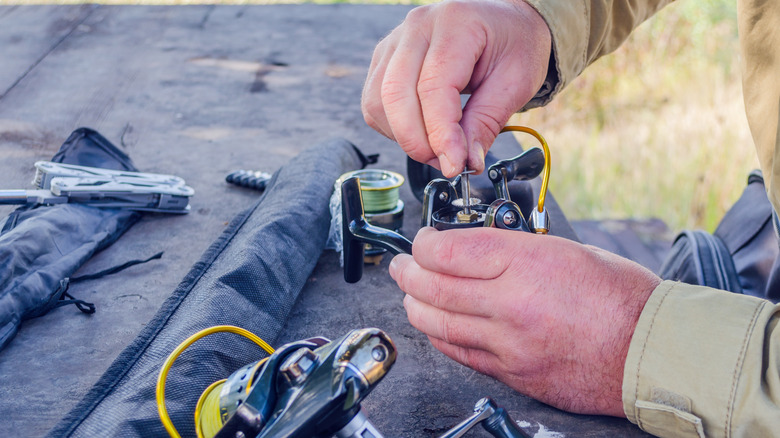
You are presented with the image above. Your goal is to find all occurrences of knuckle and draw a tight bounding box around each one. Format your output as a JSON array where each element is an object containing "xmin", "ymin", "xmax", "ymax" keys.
[
  {"xmin": 379, "ymin": 78, "xmax": 409, "ymax": 107},
  {"xmin": 464, "ymin": 349, "xmax": 494, "ymax": 376},
  {"xmin": 416, "ymin": 74, "xmax": 447, "ymax": 97},
  {"xmin": 429, "ymin": 0, "xmax": 469, "ymax": 23},
  {"xmin": 361, "ymin": 96, "xmax": 382, "ymax": 117},
  {"xmin": 469, "ymin": 107, "xmax": 504, "ymax": 137},
  {"xmin": 438, "ymin": 311, "xmax": 457, "ymax": 344},
  {"xmin": 404, "ymin": 5, "xmax": 430, "ymax": 26},
  {"xmin": 431, "ymin": 231, "xmax": 457, "ymax": 266},
  {"xmin": 426, "ymin": 275, "xmax": 447, "ymax": 308}
]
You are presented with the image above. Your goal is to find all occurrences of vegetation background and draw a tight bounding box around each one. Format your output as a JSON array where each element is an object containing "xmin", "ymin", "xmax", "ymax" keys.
[
  {"xmin": 512, "ymin": 0, "xmax": 756, "ymax": 233},
  {"xmin": 4, "ymin": 0, "xmax": 754, "ymax": 233}
]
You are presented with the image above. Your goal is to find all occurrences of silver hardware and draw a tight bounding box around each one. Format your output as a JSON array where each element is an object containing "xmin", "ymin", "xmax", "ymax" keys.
[{"xmin": 0, "ymin": 161, "xmax": 193, "ymax": 213}]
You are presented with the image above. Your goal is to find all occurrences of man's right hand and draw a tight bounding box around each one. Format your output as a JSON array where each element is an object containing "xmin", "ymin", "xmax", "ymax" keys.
[{"xmin": 361, "ymin": 0, "xmax": 551, "ymax": 177}]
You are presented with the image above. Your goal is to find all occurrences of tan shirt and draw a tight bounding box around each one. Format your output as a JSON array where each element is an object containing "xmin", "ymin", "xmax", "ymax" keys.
[{"xmin": 523, "ymin": 1, "xmax": 780, "ymax": 436}]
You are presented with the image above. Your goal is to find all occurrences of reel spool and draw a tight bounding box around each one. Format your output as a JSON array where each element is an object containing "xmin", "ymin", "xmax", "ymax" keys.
[
  {"xmin": 194, "ymin": 358, "xmax": 270, "ymax": 438},
  {"xmin": 337, "ymin": 169, "xmax": 405, "ymax": 265}
]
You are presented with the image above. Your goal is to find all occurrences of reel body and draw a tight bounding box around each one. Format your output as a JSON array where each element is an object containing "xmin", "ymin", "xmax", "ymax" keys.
[
  {"xmin": 342, "ymin": 129, "xmax": 552, "ymax": 284},
  {"xmin": 204, "ymin": 328, "xmax": 396, "ymax": 438}
]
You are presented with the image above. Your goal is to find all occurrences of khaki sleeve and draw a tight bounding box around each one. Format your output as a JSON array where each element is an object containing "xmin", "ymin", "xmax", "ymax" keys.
[
  {"xmin": 521, "ymin": 0, "xmax": 674, "ymax": 109},
  {"xmin": 738, "ymin": 0, "xmax": 780, "ymax": 217},
  {"xmin": 623, "ymin": 280, "xmax": 780, "ymax": 437}
]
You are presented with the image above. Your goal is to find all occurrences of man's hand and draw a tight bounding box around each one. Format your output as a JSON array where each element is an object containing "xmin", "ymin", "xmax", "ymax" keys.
[
  {"xmin": 362, "ymin": 0, "xmax": 551, "ymax": 177},
  {"xmin": 389, "ymin": 227, "xmax": 661, "ymax": 416}
]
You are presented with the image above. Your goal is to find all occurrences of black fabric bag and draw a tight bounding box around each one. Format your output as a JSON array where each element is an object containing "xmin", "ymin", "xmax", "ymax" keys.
[
  {"xmin": 0, "ymin": 128, "xmax": 142, "ymax": 350},
  {"xmin": 660, "ymin": 171, "xmax": 780, "ymax": 301},
  {"xmin": 48, "ymin": 138, "xmax": 365, "ymax": 438}
]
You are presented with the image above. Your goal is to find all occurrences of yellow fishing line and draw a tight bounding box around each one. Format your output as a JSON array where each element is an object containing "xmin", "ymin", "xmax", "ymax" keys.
[
  {"xmin": 500, "ymin": 126, "xmax": 551, "ymax": 213},
  {"xmin": 156, "ymin": 325, "xmax": 274, "ymax": 438},
  {"xmin": 195, "ymin": 379, "xmax": 226, "ymax": 438}
]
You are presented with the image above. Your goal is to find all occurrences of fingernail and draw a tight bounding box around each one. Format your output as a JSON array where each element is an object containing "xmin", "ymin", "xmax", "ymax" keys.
[
  {"xmin": 389, "ymin": 256, "xmax": 399, "ymax": 277},
  {"xmin": 439, "ymin": 154, "xmax": 455, "ymax": 176}
]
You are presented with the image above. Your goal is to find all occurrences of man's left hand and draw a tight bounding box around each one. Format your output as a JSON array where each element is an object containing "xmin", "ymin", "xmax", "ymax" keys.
[{"xmin": 389, "ymin": 227, "xmax": 661, "ymax": 416}]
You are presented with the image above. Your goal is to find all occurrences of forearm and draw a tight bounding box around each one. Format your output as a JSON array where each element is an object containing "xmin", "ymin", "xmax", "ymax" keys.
[
  {"xmin": 624, "ymin": 280, "xmax": 780, "ymax": 437},
  {"xmin": 523, "ymin": 0, "xmax": 675, "ymax": 109}
]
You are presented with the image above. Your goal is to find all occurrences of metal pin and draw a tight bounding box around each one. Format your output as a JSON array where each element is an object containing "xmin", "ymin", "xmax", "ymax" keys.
[{"xmin": 460, "ymin": 166, "xmax": 472, "ymax": 215}]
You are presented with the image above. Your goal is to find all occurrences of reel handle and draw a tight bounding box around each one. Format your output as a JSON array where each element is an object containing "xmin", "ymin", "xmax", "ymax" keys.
[
  {"xmin": 341, "ymin": 176, "xmax": 412, "ymax": 283},
  {"xmin": 439, "ymin": 398, "xmax": 530, "ymax": 438},
  {"xmin": 487, "ymin": 148, "xmax": 545, "ymax": 201}
]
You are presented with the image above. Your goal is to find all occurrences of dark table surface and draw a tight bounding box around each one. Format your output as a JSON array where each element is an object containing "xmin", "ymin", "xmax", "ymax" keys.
[{"xmin": 0, "ymin": 5, "xmax": 653, "ymax": 437}]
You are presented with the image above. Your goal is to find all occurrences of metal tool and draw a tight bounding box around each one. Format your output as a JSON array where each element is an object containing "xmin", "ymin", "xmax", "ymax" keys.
[
  {"xmin": 0, "ymin": 161, "xmax": 194, "ymax": 213},
  {"xmin": 225, "ymin": 170, "xmax": 273, "ymax": 191}
]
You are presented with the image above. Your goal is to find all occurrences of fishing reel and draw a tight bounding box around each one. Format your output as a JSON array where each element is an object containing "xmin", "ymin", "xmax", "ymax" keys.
[
  {"xmin": 158, "ymin": 327, "xmax": 529, "ymax": 438},
  {"xmin": 342, "ymin": 126, "xmax": 552, "ymax": 283},
  {"xmin": 158, "ymin": 327, "xmax": 397, "ymax": 438}
]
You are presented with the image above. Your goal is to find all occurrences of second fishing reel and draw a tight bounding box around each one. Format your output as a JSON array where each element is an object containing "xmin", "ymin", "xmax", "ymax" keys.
[{"xmin": 342, "ymin": 126, "xmax": 552, "ymax": 283}]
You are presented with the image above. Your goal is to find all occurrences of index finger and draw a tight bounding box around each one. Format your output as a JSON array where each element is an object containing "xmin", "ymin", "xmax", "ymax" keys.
[
  {"xmin": 389, "ymin": 253, "xmax": 493, "ymax": 317},
  {"xmin": 411, "ymin": 227, "xmax": 522, "ymax": 279},
  {"xmin": 417, "ymin": 16, "xmax": 484, "ymax": 177}
]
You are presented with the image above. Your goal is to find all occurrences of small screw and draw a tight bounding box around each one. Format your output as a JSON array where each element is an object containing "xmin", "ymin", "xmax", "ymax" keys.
[
  {"xmin": 489, "ymin": 169, "xmax": 498, "ymax": 180},
  {"xmin": 438, "ymin": 192, "xmax": 449, "ymax": 202},
  {"xmin": 371, "ymin": 345, "xmax": 387, "ymax": 362},
  {"xmin": 502, "ymin": 211, "xmax": 517, "ymax": 227},
  {"xmin": 235, "ymin": 432, "xmax": 246, "ymax": 438}
]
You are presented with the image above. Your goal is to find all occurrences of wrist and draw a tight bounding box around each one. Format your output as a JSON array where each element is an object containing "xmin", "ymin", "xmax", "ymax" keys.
[{"xmin": 496, "ymin": 0, "xmax": 551, "ymax": 106}]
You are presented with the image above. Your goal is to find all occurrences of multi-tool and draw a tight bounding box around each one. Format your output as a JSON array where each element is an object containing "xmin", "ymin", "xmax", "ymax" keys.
[{"xmin": 0, "ymin": 161, "xmax": 194, "ymax": 213}]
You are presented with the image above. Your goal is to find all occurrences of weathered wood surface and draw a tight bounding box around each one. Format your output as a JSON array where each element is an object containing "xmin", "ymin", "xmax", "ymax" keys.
[{"xmin": 0, "ymin": 5, "xmax": 654, "ymax": 437}]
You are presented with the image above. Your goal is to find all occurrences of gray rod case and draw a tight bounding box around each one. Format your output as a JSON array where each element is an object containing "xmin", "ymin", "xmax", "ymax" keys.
[{"xmin": 48, "ymin": 138, "xmax": 366, "ymax": 437}]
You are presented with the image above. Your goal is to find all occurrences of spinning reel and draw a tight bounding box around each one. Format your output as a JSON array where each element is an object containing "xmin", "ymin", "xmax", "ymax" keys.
[
  {"xmin": 342, "ymin": 126, "xmax": 552, "ymax": 283},
  {"xmin": 158, "ymin": 327, "xmax": 529, "ymax": 438}
]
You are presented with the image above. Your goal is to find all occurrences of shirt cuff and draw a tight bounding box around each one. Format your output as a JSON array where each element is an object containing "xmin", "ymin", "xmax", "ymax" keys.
[
  {"xmin": 622, "ymin": 280, "xmax": 770, "ymax": 437},
  {"xmin": 521, "ymin": 0, "xmax": 588, "ymax": 109}
]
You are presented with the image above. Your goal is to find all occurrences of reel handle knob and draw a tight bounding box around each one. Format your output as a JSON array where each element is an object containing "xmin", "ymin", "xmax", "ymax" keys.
[
  {"xmin": 487, "ymin": 148, "xmax": 545, "ymax": 201},
  {"xmin": 481, "ymin": 405, "xmax": 530, "ymax": 438}
]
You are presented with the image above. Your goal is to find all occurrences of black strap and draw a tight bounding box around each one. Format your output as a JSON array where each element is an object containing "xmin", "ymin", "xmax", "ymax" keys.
[
  {"xmin": 70, "ymin": 252, "xmax": 163, "ymax": 282},
  {"xmin": 351, "ymin": 145, "xmax": 379, "ymax": 168},
  {"xmin": 32, "ymin": 252, "xmax": 164, "ymax": 317},
  {"xmin": 31, "ymin": 278, "xmax": 95, "ymax": 317},
  {"xmin": 50, "ymin": 280, "xmax": 96, "ymax": 315}
]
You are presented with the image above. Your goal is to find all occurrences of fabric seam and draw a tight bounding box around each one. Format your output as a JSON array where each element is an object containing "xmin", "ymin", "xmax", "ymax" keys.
[
  {"xmin": 581, "ymin": 0, "xmax": 589, "ymax": 74},
  {"xmin": 633, "ymin": 281, "xmax": 674, "ymax": 429},
  {"xmin": 724, "ymin": 300, "xmax": 766, "ymax": 437}
]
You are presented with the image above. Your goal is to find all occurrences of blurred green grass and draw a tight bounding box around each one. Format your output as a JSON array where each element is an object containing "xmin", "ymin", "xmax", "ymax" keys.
[
  {"xmin": 3, "ymin": 0, "xmax": 753, "ymax": 232},
  {"xmin": 513, "ymin": 0, "xmax": 756, "ymax": 232}
]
